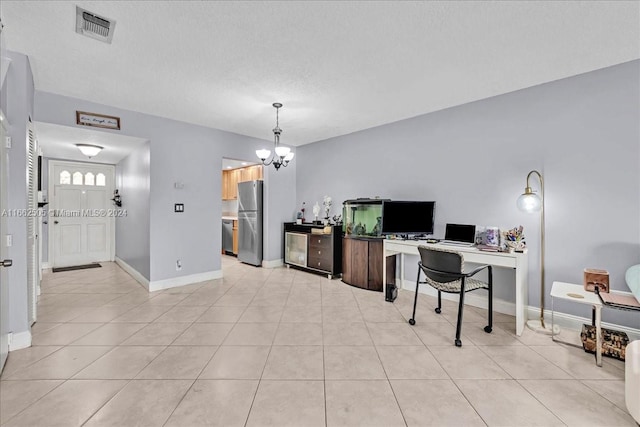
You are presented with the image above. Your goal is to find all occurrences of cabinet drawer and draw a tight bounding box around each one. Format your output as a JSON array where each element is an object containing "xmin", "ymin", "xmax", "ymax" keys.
[
  {"xmin": 308, "ymin": 235, "xmax": 332, "ymax": 250},
  {"xmin": 307, "ymin": 254, "xmax": 333, "ymax": 272}
]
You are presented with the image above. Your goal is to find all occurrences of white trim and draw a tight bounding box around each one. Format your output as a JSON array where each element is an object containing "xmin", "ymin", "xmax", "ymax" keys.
[
  {"xmin": 115, "ymin": 256, "xmax": 149, "ymax": 290},
  {"xmin": 41, "ymin": 262, "xmax": 51, "ymax": 270},
  {"xmin": 401, "ymin": 278, "xmax": 640, "ymax": 341},
  {"xmin": 8, "ymin": 330, "xmax": 32, "ymax": 351},
  {"xmin": 149, "ymin": 270, "xmax": 223, "ymax": 292},
  {"xmin": 262, "ymin": 258, "xmax": 283, "ymax": 269}
]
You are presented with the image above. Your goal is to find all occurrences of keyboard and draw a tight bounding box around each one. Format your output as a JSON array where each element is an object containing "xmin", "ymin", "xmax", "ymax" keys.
[{"xmin": 439, "ymin": 240, "xmax": 475, "ymax": 247}]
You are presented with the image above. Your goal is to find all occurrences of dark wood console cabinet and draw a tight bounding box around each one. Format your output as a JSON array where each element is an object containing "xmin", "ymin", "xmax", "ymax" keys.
[
  {"xmin": 342, "ymin": 237, "xmax": 395, "ymax": 291},
  {"xmin": 283, "ymin": 223, "xmax": 342, "ymax": 278}
]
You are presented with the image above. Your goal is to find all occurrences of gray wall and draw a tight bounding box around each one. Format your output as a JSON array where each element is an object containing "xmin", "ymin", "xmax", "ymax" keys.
[
  {"xmin": 34, "ymin": 92, "xmax": 296, "ymax": 282},
  {"xmin": 115, "ymin": 142, "xmax": 151, "ymax": 279},
  {"xmin": 2, "ymin": 51, "xmax": 34, "ymax": 336},
  {"xmin": 296, "ymin": 60, "xmax": 640, "ymax": 329}
]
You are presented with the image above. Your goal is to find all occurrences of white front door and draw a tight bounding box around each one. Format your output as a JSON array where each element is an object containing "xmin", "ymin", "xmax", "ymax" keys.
[
  {"xmin": 50, "ymin": 161, "xmax": 114, "ymax": 268},
  {"xmin": 0, "ymin": 113, "xmax": 11, "ymax": 372}
]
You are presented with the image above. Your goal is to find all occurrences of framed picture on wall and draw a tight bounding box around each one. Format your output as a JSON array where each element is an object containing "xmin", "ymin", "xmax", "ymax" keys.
[{"xmin": 76, "ymin": 111, "xmax": 121, "ymax": 130}]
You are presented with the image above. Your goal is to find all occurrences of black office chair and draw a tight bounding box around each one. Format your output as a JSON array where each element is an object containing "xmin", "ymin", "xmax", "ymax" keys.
[{"xmin": 409, "ymin": 245, "xmax": 493, "ymax": 347}]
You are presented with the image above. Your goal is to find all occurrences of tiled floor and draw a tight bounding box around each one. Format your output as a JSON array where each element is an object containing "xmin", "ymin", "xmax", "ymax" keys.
[{"xmin": 0, "ymin": 257, "xmax": 634, "ymax": 426}]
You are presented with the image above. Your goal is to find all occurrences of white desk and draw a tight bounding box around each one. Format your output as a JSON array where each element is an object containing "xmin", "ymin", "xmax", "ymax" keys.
[{"xmin": 382, "ymin": 240, "xmax": 529, "ymax": 336}]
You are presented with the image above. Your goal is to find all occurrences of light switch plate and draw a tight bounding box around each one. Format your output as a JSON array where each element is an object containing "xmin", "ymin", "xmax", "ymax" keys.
[
  {"xmin": 6, "ymin": 234, "xmax": 12, "ymax": 247},
  {"xmin": 174, "ymin": 203, "xmax": 184, "ymax": 213}
]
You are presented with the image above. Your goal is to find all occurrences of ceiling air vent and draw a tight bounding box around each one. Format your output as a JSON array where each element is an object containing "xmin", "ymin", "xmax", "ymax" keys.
[{"xmin": 75, "ymin": 6, "xmax": 116, "ymax": 44}]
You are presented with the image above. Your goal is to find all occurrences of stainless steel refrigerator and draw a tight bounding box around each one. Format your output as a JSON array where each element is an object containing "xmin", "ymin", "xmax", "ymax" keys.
[{"xmin": 238, "ymin": 180, "xmax": 263, "ymax": 266}]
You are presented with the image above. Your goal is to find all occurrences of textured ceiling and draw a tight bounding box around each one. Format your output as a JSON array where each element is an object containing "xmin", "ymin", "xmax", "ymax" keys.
[{"xmin": 3, "ymin": 1, "xmax": 639, "ymax": 146}]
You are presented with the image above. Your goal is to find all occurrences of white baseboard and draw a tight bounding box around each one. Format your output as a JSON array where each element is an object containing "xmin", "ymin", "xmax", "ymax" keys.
[
  {"xmin": 262, "ymin": 258, "xmax": 284, "ymax": 269},
  {"xmin": 41, "ymin": 262, "xmax": 51, "ymax": 270},
  {"xmin": 115, "ymin": 257, "xmax": 150, "ymax": 290},
  {"xmin": 149, "ymin": 270, "xmax": 223, "ymax": 292},
  {"xmin": 8, "ymin": 330, "xmax": 32, "ymax": 351},
  {"xmin": 400, "ymin": 279, "xmax": 640, "ymax": 341}
]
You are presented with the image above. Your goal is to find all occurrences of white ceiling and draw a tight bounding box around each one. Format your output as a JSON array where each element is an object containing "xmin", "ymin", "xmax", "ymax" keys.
[
  {"xmin": 35, "ymin": 121, "xmax": 148, "ymax": 165},
  {"xmin": 4, "ymin": 1, "xmax": 639, "ymax": 146}
]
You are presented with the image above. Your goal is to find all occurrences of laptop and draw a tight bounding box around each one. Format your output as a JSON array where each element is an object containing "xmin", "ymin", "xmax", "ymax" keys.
[{"xmin": 441, "ymin": 223, "xmax": 476, "ymax": 246}]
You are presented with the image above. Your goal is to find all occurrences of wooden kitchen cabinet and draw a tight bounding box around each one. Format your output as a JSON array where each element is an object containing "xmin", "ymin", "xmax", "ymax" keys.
[{"xmin": 223, "ymin": 166, "xmax": 262, "ymax": 200}]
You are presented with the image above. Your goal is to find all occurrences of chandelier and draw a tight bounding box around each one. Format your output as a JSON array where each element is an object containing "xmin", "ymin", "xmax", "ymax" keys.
[{"xmin": 256, "ymin": 103, "xmax": 294, "ymax": 170}]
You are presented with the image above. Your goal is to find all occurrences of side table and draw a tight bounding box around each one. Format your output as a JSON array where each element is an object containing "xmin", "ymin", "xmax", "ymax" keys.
[{"xmin": 550, "ymin": 281, "xmax": 602, "ymax": 367}]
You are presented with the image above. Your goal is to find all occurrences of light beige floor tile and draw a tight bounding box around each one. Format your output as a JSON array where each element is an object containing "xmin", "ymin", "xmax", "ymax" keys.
[
  {"xmin": 246, "ymin": 380, "xmax": 325, "ymax": 427},
  {"xmin": 173, "ymin": 322, "xmax": 234, "ymax": 345},
  {"xmin": 366, "ymin": 322, "xmax": 423, "ymax": 346},
  {"xmin": 176, "ymin": 292, "xmax": 223, "ymax": 306},
  {"xmin": 480, "ymin": 345, "xmax": 572, "ymax": 379},
  {"xmin": 391, "ymin": 379, "xmax": 485, "ymax": 426},
  {"xmin": 323, "ymin": 322, "xmax": 373, "ymax": 346},
  {"xmin": 74, "ymin": 345, "xmax": 165, "ymax": 379},
  {"xmin": 84, "ymin": 379, "xmax": 193, "ymax": 427},
  {"xmin": 223, "ymin": 323, "xmax": 279, "ymax": 346},
  {"xmin": 154, "ymin": 305, "xmax": 209, "ymax": 322},
  {"xmin": 238, "ymin": 305, "xmax": 284, "ymax": 323},
  {"xmin": 120, "ymin": 322, "xmax": 190, "ymax": 345},
  {"xmin": 31, "ymin": 323, "xmax": 102, "ymax": 346},
  {"xmin": 322, "ymin": 306, "xmax": 364, "ymax": 323},
  {"xmin": 145, "ymin": 293, "xmax": 189, "ymax": 305},
  {"xmin": 359, "ymin": 304, "xmax": 406, "ymax": 323},
  {"xmin": 67, "ymin": 305, "xmax": 134, "ymax": 323},
  {"xmin": 214, "ymin": 293, "xmax": 253, "ymax": 307},
  {"xmin": 412, "ymin": 322, "xmax": 471, "ymax": 346},
  {"xmin": 136, "ymin": 346, "xmax": 217, "ymax": 379},
  {"xmin": 30, "ymin": 322, "xmax": 63, "ymax": 335},
  {"xmin": 280, "ymin": 305, "xmax": 322, "ymax": 323},
  {"xmin": 165, "ymin": 380, "xmax": 258, "ymax": 427},
  {"xmin": 5, "ymin": 346, "xmax": 112, "ymax": 380},
  {"xmin": 4, "ymin": 379, "xmax": 127, "ymax": 427},
  {"xmin": 196, "ymin": 306, "xmax": 245, "ymax": 323},
  {"xmin": 520, "ymin": 379, "xmax": 636, "ymax": 426},
  {"xmin": 69, "ymin": 322, "xmax": 147, "ymax": 346},
  {"xmin": 456, "ymin": 379, "xmax": 564, "ymax": 426},
  {"xmin": 325, "ymin": 380, "xmax": 405, "ymax": 427},
  {"xmin": 529, "ymin": 344, "xmax": 625, "ymax": 380},
  {"xmin": 111, "ymin": 304, "xmax": 171, "ymax": 322},
  {"xmin": 377, "ymin": 346, "xmax": 448, "ymax": 379},
  {"xmin": 324, "ymin": 346, "xmax": 386, "ymax": 379},
  {"xmin": 199, "ymin": 346, "xmax": 270, "ymax": 379},
  {"xmin": 581, "ymin": 379, "xmax": 628, "ymax": 412},
  {"xmin": 0, "ymin": 346, "xmax": 62, "ymax": 378},
  {"xmin": 274, "ymin": 322, "xmax": 323, "ymax": 345},
  {"xmin": 249, "ymin": 292, "xmax": 289, "ymax": 307},
  {"xmin": 442, "ymin": 305, "xmax": 489, "ymax": 324},
  {"xmin": 322, "ymin": 292, "xmax": 358, "ymax": 307},
  {"xmin": 463, "ymin": 322, "xmax": 524, "ymax": 346},
  {"xmin": 263, "ymin": 346, "xmax": 324, "ymax": 379},
  {"xmin": 0, "ymin": 379, "xmax": 63, "ymax": 424},
  {"xmin": 429, "ymin": 346, "xmax": 510, "ymax": 379}
]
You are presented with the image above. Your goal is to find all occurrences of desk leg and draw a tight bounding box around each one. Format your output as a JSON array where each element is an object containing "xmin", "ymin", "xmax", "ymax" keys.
[
  {"xmin": 382, "ymin": 250, "xmax": 387, "ymax": 298},
  {"xmin": 399, "ymin": 253, "xmax": 405, "ymax": 291},
  {"xmin": 595, "ymin": 306, "xmax": 602, "ymax": 367},
  {"xmin": 514, "ymin": 256, "xmax": 528, "ymax": 337}
]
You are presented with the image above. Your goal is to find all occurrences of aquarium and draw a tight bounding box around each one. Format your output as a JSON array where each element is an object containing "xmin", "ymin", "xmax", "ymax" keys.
[{"xmin": 343, "ymin": 198, "xmax": 389, "ymax": 237}]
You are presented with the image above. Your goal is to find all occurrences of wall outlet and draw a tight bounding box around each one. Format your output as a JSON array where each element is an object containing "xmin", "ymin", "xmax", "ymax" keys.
[
  {"xmin": 176, "ymin": 259, "xmax": 182, "ymax": 271},
  {"xmin": 174, "ymin": 203, "xmax": 184, "ymax": 213},
  {"xmin": 6, "ymin": 234, "xmax": 12, "ymax": 247}
]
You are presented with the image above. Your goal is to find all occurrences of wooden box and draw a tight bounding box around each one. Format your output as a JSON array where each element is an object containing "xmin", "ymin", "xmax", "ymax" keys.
[
  {"xmin": 583, "ymin": 268, "xmax": 609, "ymax": 293},
  {"xmin": 580, "ymin": 324, "xmax": 628, "ymax": 361}
]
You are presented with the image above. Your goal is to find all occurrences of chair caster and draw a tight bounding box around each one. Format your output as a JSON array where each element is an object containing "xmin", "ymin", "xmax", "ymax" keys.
[
  {"xmin": 434, "ymin": 308, "xmax": 441, "ymax": 314},
  {"xmin": 484, "ymin": 326, "xmax": 492, "ymax": 333},
  {"xmin": 455, "ymin": 339, "xmax": 462, "ymax": 347},
  {"xmin": 409, "ymin": 319, "xmax": 416, "ymax": 326}
]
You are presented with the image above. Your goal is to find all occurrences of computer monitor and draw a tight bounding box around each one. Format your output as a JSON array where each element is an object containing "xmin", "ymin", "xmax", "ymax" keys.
[{"xmin": 381, "ymin": 201, "xmax": 435, "ymax": 236}]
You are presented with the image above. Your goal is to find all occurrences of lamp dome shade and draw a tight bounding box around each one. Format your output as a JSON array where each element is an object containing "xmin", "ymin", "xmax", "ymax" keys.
[
  {"xmin": 76, "ymin": 144, "xmax": 103, "ymax": 157},
  {"xmin": 256, "ymin": 149, "xmax": 271, "ymax": 160},
  {"xmin": 275, "ymin": 146, "xmax": 291, "ymax": 157},
  {"xmin": 517, "ymin": 192, "xmax": 542, "ymax": 212}
]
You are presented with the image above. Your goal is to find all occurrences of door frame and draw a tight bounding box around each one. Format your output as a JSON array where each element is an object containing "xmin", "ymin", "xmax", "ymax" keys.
[
  {"xmin": 47, "ymin": 159, "xmax": 116, "ymax": 268},
  {"xmin": 0, "ymin": 109, "xmax": 10, "ymax": 372}
]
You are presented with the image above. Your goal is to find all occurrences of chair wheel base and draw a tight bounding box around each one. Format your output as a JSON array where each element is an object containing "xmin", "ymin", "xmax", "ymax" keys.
[
  {"xmin": 484, "ymin": 326, "xmax": 492, "ymax": 333},
  {"xmin": 435, "ymin": 308, "xmax": 441, "ymax": 314},
  {"xmin": 408, "ymin": 319, "xmax": 416, "ymax": 326},
  {"xmin": 455, "ymin": 339, "xmax": 462, "ymax": 347}
]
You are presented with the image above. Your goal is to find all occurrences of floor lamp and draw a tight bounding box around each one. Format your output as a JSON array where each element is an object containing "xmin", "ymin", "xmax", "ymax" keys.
[{"xmin": 516, "ymin": 170, "xmax": 554, "ymax": 334}]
